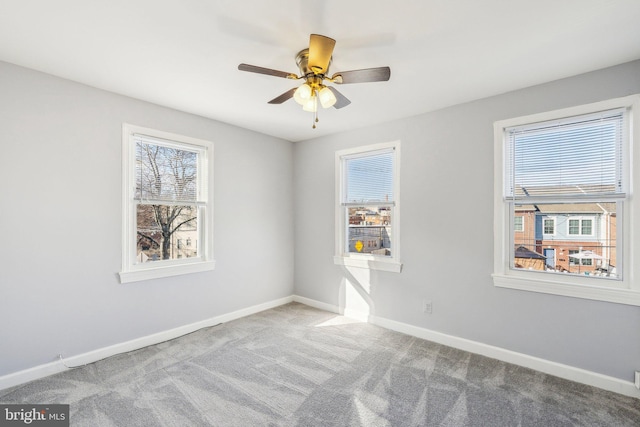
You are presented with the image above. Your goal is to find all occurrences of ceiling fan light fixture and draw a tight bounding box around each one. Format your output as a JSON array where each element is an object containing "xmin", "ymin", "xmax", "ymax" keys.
[
  {"xmin": 302, "ymin": 95, "xmax": 318, "ymax": 113},
  {"xmin": 318, "ymin": 86, "xmax": 337, "ymax": 108},
  {"xmin": 293, "ymin": 83, "xmax": 312, "ymax": 105},
  {"xmin": 237, "ymin": 33, "xmax": 391, "ymax": 128}
]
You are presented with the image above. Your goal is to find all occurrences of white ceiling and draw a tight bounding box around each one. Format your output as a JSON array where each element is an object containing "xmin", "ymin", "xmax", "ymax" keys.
[{"xmin": 1, "ymin": 0, "xmax": 640, "ymax": 142}]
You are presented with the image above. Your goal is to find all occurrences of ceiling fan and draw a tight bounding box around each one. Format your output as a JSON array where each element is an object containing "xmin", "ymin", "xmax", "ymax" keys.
[{"xmin": 238, "ymin": 34, "xmax": 391, "ymax": 128}]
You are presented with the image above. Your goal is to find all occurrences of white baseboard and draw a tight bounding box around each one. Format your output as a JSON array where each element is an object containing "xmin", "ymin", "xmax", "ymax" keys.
[
  {"xmin": 292, "ymin": 295, "xmax": 342, "ymax": 314},
  {"xmin": 0, "ymin": 296, "xmax": 293, "ymax": 392},
  {"xmin": 292, "ymin": 295, "xmax": 640, "ymax": 399},
  {"xmin": 4, "ymin": 294, "xmax": 638, "ymax": 400}
]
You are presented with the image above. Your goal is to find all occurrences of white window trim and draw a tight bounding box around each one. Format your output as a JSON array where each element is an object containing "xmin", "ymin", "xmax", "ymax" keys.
[
  {"xmin": 569, "ymin": 250, "xmax": 593, "ymax": 267},
  {"xmin": 567, "ymin": 216, "xmax": 594, "ymax": 237},
  {"xmin": 543, "ymin": 217, "xmax": 556, "ymax": 236},
  {"xmin": 514, "ymin": 216, "xmax": 524, "ymax": 232},
  {"xmin": 334, "ymin": 141, "xmax": 402, "ymax": 273},
  {"xmin": 119, "ymin": 124, "xmax": 215, "ymax": 283},
  {"xmin": 493, "ymin": 95, "xmax": 640, "ymax": 306}
]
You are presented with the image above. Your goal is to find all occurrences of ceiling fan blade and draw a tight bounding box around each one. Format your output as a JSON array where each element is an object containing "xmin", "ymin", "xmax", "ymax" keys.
[
  {"xmin": 238, "ymin": 63, "xmax": 298, "ymax": 79},
  {"xmin": 308, "ymin": 34, "xmax": 336, "ymax": 75},
  {"xmin": 328, "ymin": 87, "xmax": 351, "ymax": 109},
  {"xmin": 332, "ymin": 67, "xmax": 391, "ymax": 84},
  {"xmin": 268, "ymin": 88, "xmax": 297, "ymax": 104}
]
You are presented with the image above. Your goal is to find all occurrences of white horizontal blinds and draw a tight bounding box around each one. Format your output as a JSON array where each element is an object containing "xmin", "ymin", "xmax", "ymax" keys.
[
  {"xmin": 345, "ymin": 149, "xmax": 394, "ymax": 204},
  {"xmin": 134, "ymin": 134, "xmax": 199, "ymax": 203},
  {"xmin": 505, "ymin": 109, "xmax": 624, "ymax": 200}
]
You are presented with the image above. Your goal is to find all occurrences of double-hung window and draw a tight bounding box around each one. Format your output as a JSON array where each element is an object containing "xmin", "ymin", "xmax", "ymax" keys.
[
  {"xmin": 119, "ymin": 124, "xmax": 215, "ymax": 283},
  {"xmin": 334, "ymin": 141, "xmax": 402, "ymax": 272},
  {"xmin": 543, "ymin": 218, "xmax": 555, "ymax": 235},
  {"xmin": 493, "ymin": 95, "xmax": 640, "ymax": 305},
  {"xmin": 514, "ymin": 216, "xmax": 524, "ymax": 232},
  {"xmin": 568, "ymin": 217, "xmax": 593, "ymax": 236}
]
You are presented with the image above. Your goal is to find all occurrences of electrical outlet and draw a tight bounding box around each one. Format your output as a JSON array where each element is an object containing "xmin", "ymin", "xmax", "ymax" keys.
[
  {"xmin": 635, "ymin": 371, "xmax": 640, "ymax": 390},
  {"xmin": 423, "ymin": 300, "xmax": 432, "ymax": 314}
]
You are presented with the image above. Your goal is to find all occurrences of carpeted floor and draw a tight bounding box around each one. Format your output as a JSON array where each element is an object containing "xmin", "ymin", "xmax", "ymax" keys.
[{"xmin": 1, "ymin": 302, "xmax": 639, "ymax": 426}]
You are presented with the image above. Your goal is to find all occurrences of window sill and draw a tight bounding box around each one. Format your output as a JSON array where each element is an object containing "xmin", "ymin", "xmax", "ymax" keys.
[
  {"xmin": 492, "ymin": 273, "xmax": 640, "ymax": 306},
  {"xmin": 334, "ymin": 255, "xmax": 402, "ymax": 273},
  {"xmin": 119, "ymin": 259, "xmax": 216, "ymax": 283}
]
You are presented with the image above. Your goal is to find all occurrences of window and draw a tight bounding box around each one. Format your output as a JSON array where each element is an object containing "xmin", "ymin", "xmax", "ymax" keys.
[
  {"xmin": 514, "ymin": 216, "xmax": 524, "ymax": 232},
  {"xmin": 334, "ymin": 141, "xmax": 402, "ymax": 272},
  {"xmin": 569, "ymin": 250, "xmax": 592, "ymax": 267},
  {"xmin": 568, "ymin": 217, "xmax": 593, "ymax": 236},
  {"xmin": 119, "ymin": 124, "xmax": 215, "ymax": 283},
  {"xmin": 568, "ymin": 219, "xmax": 580, "ymax": 235},
  {"xmin": 493, "ymin": 95, "xmax": 640, "ymax": 305}
]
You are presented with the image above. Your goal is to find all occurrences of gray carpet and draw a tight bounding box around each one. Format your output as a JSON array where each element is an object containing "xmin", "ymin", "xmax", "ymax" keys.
[{"xmin": 1, "ymin": 302, "xmax": 639, "ymax": 426}]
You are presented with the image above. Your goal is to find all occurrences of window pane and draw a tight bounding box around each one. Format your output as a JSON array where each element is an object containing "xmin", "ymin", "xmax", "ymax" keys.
[
  {"xmin": 136, "ymin": 141, "xmax": 198, "ymax": 202},
  {"xmin": 345, "ymin": 151, "xmax": 394, "ymax": 203},
  {"xmin": 347, "ymin": 206, "xmax": 391, "ymax": 256},
  {"xmin": 505, "ymin": 110, "xmax": 624, "ymax": 199},
  {"xmin": 512, "ymin": 202, "xmax": 616, "ymax": 277},
  {"xmin": 569, "ymin": 219, "xmax": 580, "ymax": 235},
  {"xmin": 514, "ymin": 216, "xmax": 523, "ymax": 232},
  {"xmin": 136, "ymin": 204, "xmax": 198, "ymax": 262}
]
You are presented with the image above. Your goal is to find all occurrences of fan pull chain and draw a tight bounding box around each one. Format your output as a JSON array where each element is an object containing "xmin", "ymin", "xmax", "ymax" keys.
[{"xmin": 312, "ymin": 90, "xmax": 319, "ymax": 129}]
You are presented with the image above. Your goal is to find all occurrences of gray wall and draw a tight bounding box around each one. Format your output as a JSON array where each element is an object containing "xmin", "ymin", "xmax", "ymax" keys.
[
  {"xmin": 0, "ymin": 61, "xmax": 294, "ymax": 377},
  {"xmin": 293, "ymin": 60, "xmax": 640, "ymax": 381},
  {"xmin": 3, "ymin": 57, "xmax": 640, "ymax": 384}
]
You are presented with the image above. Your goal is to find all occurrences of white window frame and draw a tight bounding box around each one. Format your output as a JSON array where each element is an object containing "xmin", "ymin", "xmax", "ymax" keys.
[
  {"xmin": 543, "ymin": 217, "xmax": 556, "ymax": 236},
  {"xmin": 514, "ymin": 216, "xmax": 524, "ymax": 232},
  {"xmin": 119, "ymin": 124, "xmax": 215, "ymax": 283},
  {"xmin": 493, "ymin": 95, "xmax": 640, "ymax": 306},
  {"xmin": 567, "ymin": 216, "xmax": 593, "ymax": 236},
  {"xmin": 334, "ymin": 141, "xmax": 402, "ymax": 273},
  {"xmin": 568, "ymin": 249, "xmax": 592, "ymax": 267}
]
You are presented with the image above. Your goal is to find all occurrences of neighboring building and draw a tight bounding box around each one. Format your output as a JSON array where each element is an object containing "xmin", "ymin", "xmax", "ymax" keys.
[
  {"xmin": 514, "ymin": 245, "xmax": 547, "ymax": 270},
  {"xmin": 514, "ymin": 202, "xmax": 616, "ymax": 276},
  {"xmin": 136, "ymin": 207, "xmax": 198, "ymax": 262},
  {"xmin": 348, "ymin": 207, "xmax": 392, "ymax": 255}
]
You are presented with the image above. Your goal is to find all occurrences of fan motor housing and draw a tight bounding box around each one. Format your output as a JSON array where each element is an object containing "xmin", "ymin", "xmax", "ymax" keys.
[{"xmin": 296, "ymin": 48, "xmax": 331, "ymax": 78}]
